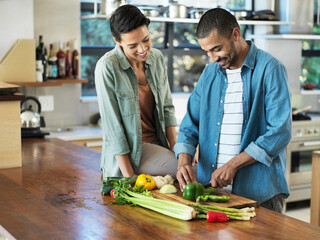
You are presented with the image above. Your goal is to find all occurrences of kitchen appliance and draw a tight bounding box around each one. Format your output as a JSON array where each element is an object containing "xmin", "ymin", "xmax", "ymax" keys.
[
  {"xmin": 138, "ymin": 6, "xmax": 160, "ymax": 17},
  {"xmin": 102, "ymin": 0, "xmax": 128, "ymax": 18},
  {"xmin": 20, "ymin": 96, "xmax": 49, "ymax": 138},
  {"xmin": 285, "ymin": 115, "xmax": 320, "ymax": 210},
  {"xmin": 189, "ymin": 8, "xmax": 207, "ymax": 19},
  {"xmin": 167, "ymin": 2, "xmax": 188, "ymax": 18}
]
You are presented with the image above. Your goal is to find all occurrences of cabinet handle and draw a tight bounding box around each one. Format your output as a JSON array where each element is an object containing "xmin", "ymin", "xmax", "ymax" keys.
[{"xmin": 86, "ymin": 141, "xmax": 103, "ymax": 147}]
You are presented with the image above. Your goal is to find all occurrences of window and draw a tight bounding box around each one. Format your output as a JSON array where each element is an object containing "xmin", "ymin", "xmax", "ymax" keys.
[
  {"xmin": 80, "ymin": 0, "xmax": 252, "ymax": 96},
  {"xmin": 301, "ymin": 0, "xmax": 320, "ymax": 91}
]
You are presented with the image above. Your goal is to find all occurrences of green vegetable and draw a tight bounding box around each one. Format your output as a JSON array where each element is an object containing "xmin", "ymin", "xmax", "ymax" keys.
[
  {"xmin": 200, "ymin": 195, "xmax": 230, "ymax": 203},
  {"xmin": 101, "ymin": 177, "xmax": 137, "ymax": 195},
  {"xmin": 104, "ymin": 176, "xmax": 196, "ymax": 220},
  {"xmin": 159, "ymin": 184, "xmax": 177, "ymax": 194},
  {"xmin": 189, "ymin": 198, "xmax": 256, "ymax": 221},
  {"xmin": 182, "ymin": 183, "xmax": 218, "ymax": 201},
  {"xmin": 117, "ymin": 190, "xmax": 196, "ymax": 221}
]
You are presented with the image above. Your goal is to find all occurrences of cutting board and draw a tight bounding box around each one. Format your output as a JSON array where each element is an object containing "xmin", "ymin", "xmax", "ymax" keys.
[{"xmin": 152, "ymin": 189, "xmax": 258, "ymax": 209}]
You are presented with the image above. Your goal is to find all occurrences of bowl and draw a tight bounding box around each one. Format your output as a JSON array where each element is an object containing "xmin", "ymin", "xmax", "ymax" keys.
[{"xmin": 301, "ymin": 82, "xmax": 318, "ymax": 90}]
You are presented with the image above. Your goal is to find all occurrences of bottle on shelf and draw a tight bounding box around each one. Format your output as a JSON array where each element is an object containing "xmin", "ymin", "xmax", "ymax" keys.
[
  {"xmin": 47, "ymin": 43, "xmax": 58, "ymax": 79},
  {"xmin": 36, "ymin": 35, "xmax": 47, "ymax": 81},
  {"xmin": 56, "ymin": 41, "xmax": 66, "ymax": 78},
  {"xmin": 65, "ymin": 41, "xmax": 73, "ymax": 78},
  {"xmin": 71, "ymin": 39, "xmax": 79, "ymax": 78},
  {"xmin": 36, "ymin": 52, "xmax": 43, "ymax": 82}
]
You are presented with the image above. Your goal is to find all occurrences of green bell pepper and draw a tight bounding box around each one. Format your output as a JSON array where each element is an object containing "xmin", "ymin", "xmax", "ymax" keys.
[{"xmin": 182, "ymin": 183, "xmax": 218, "ymax": 201}]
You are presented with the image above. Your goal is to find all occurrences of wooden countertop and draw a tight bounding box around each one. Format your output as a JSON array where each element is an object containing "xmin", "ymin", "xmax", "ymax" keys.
[{"xmin": 1, "ymin": 138, "xmax": 320, "ymax": 239}]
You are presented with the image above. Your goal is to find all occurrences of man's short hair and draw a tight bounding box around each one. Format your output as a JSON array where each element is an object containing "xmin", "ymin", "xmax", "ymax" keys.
[
  {"xmin": 196, "ymin": 8, "xmax": 240, "ymax": 39},
  {"xmin": 110, "ymin": 5, "xmax": 150, "ymax": 42}
]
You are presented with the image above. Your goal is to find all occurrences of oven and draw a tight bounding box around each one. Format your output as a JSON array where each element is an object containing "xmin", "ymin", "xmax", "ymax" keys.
[{"xmin": 285, "ymin": 117, "xmax": 320, "ymax": 210}]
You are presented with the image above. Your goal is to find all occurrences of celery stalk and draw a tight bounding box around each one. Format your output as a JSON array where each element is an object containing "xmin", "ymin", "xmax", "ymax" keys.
[{"xmin": 119, "ymin": 190, "xmax": 196, "ymax": 221}]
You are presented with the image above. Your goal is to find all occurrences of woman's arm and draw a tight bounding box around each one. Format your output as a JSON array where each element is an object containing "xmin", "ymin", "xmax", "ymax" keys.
[
  {"xmin": 166, "ymin": 125, "xmax": 177, "ymax": 152},
  {"xmin": 115, "ymin": 154, "xmax": 137, "ymax": 177}
]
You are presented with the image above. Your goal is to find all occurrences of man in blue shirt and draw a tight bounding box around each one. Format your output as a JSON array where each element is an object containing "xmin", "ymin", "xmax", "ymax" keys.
[{"xmin": 174, "ymin": 8, "xmax": 292, "ymax": 213}]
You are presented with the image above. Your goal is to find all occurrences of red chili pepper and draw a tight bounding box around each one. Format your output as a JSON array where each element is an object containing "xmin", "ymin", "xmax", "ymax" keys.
[
  {"xmin": 110, "ymin": 189, "xmax": 116, "ymax": 198},
  {"xmin": 207, "ymin": 211, "xmax": 229, "ymax": 222}
]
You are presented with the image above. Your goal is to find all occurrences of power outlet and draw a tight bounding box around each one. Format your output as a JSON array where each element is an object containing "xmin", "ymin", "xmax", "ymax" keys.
[{"xmin": 38, "ymin": 95, "xmax": 54, "ymax": 112}]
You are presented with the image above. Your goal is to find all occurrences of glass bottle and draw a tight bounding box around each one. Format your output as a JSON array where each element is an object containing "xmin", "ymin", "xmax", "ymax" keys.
[
  {"xmin": 65, "ymin": 41, "xmax": 73, "ymax": 78},
  {"xmin": 48, "ymin": 43, "xmax": 58, "ymax": 79},
  {"xmin": 36, "ymin": 35, "xmax": 47, "ymax": 81},
  {"xmin": 72, "ymin": 39, "xmax": 79, "ymax": 78},
  {"xmin": 56, "ymin": 41, "xmax": 65, "ymax": 78}
]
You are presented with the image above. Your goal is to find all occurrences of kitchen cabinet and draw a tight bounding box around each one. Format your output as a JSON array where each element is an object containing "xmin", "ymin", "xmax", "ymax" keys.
[
  {"xmin": 311, "ymin": 151, "xmax": 320, "ymax": 226},
  {"xmin": 45, "ymin": 125, "xmax": 103, "ymax": 152},
  {"xmin": 0, "ymin": 83, "xmax": 24, "ymax": 169}
]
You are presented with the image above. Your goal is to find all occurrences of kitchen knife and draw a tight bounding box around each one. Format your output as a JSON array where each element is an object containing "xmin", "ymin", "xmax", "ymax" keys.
[{"xmin": 203, "ymin": 182, "xmax": 212, "ymax": 189}]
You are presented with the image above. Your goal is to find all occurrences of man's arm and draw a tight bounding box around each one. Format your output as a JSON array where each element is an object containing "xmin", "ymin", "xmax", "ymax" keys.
[{"xmin": 210, "ymin": 151, "xmax": 256, "ymax": 188}]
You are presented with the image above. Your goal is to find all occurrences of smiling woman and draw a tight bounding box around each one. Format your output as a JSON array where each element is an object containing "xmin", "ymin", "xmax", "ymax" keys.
[{"xmin": 94, "ymin": 5, "xmax": 178, "ymax": 180}]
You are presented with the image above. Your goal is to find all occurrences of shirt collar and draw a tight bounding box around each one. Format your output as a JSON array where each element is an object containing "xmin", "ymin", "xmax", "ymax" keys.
[
  {"xmin": 218, "ymin": 40, "xmax": 257, "ymax": 74},
  {"xmin": 115, "ymin": 44, "xmax": 153, "ymax": 70},
  {"xmin": 242, "ymin": 40, "xmax": 257, "ymax": 70}
]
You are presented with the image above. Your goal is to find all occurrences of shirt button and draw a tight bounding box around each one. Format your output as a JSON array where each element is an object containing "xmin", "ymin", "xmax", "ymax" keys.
[
  {"xmin": 220, "ymin": 100, "xmax": 223, "ymax": 103},
  {"xmin": 212, "ymin": 164, "xmax": 215, "ymax": 168},
  {"xmin": 214, "ymin": 143, "xmax": 217, "ymax": 147},
  {"xmin": 217, "ymin": 122, "xmax": 220, "ymax": 125}
]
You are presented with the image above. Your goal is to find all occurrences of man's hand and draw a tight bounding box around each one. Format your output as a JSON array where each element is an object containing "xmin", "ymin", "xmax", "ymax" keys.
[
  {"xmin": 210, "ymin": 162, "xmax": 236, "ymax": 188},
  {"xmin": 210, "ymin": 151, "xmax": 256, "ymax": 188},
  {"xmin": 176, "ymin": 153, "xmax": 197, "ymax": 191}
]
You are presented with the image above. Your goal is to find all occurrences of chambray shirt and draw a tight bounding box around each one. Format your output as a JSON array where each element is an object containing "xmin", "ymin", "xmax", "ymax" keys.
[
  {"xmin": 95, "ymin": 45, "xmax": 177, "ymax": 178},
  {"xmin": 174, "ymin": 41, "xmax": 292, "ymax": 203}
]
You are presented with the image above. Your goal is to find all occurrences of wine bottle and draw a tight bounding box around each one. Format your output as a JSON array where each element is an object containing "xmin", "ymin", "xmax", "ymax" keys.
[
  {"xmin": 72, "ymin": 39, "xmax": 79, "ymax": 78},
  {"xmin": 57, "ymin": 41, "xmax": 66, "ymax": 78},
  {"xmin": 48, "ymin": 43, "xmax": 58, "ymax": 79},
  {"xmin": 36, "ymin": 35, "xmax": 47, "ymax": 81},
  {"xmin": 65, "ymin": 41, "xmax": 73, "ymax": 78}
]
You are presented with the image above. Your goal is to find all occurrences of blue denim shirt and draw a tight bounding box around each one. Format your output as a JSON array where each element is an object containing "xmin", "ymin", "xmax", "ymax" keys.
[{"xmin": 174, "ymin": 41, "xmax": 291, "ymax": 203}]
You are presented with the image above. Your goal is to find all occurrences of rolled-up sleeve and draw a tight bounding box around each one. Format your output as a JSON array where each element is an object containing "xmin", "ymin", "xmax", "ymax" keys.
[{"xmin": 245, "ymin": 62, "xmax": 292, "ymax": 166}]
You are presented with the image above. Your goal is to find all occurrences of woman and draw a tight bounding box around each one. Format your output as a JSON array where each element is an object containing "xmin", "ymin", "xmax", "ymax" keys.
[{"xmin": 95, "ymin": 5, "xmax": 178, "ymax": 179}]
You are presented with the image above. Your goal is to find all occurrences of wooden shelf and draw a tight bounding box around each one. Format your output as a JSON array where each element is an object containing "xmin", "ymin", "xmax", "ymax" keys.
[
  {"xmin": 6, "ymin": 78, "xmax": 88, "ymax": 87},
  {"xmin": 81, "ymin": 14, "xmax": 292, "ymax": 26}
]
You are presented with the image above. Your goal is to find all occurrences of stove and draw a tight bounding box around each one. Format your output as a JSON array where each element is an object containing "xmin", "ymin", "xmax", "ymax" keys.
[{"xmin": 285, "ymin": 116, "xmax": 320, "ymax": 211}]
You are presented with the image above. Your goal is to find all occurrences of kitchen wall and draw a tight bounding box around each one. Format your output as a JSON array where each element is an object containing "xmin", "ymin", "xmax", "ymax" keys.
[
  {"xmin": 28, "ymin": 0, "xmax": 100, "ymax": 127},
  {"xmin": 0, "ymin": 0, "xmax": 34, "ymax": 61},
  {"xmin": 0, "ymin": 0, "xmax": 100, "ymax": 127}
]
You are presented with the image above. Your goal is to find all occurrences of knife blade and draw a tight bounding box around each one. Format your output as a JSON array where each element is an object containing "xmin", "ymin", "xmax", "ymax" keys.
[{"xmin": 203, "ymin": 182, "xmax": 212, "ymax": 188}]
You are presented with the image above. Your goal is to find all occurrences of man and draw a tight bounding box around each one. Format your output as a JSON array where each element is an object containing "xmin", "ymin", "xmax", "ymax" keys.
[{"xmin": 174, "ymin": 8, "xmax": 292, "ymax": 213}]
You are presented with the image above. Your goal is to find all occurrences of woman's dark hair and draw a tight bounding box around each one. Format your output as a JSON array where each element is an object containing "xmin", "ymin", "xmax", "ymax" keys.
[
  {"xmin": 110, "ymin": 5, "xmax": 150, "ymax": 42},
  {"xmin": 196, "ymin": 8, "xmax": 240, "ymax": 39}
]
